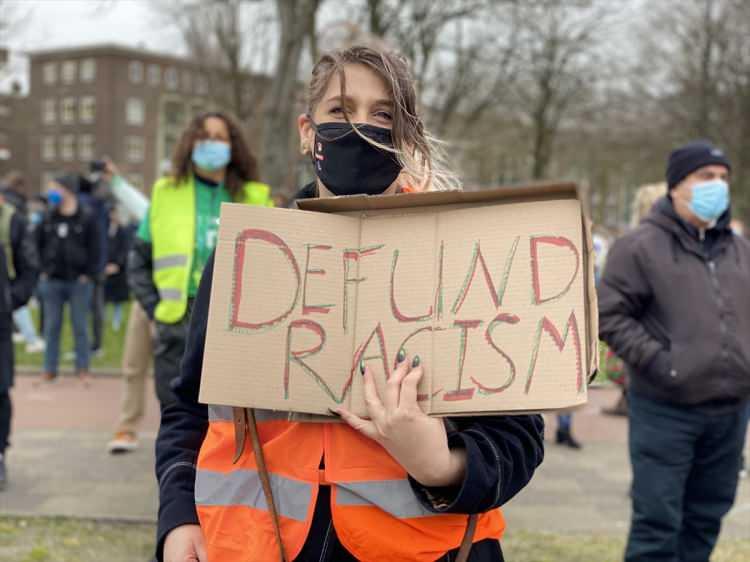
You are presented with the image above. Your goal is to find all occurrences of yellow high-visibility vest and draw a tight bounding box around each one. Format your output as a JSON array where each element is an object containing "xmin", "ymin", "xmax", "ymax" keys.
[{"xmin": 150, "ymin": 176, "xmax": 273, "ymax": 324}]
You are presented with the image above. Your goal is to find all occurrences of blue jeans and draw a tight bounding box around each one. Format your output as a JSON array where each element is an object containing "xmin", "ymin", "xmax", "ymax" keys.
[
  {"xmin": 626, "ymin": 392, "xmax": 748, "ymax": 562},
  {"xmin": 557, "ymin": 413, "xmax": 572, "ymax": 432},
  {"xmin": 40, "ymin": 278, "xmax": 93, "ymax": 375}
]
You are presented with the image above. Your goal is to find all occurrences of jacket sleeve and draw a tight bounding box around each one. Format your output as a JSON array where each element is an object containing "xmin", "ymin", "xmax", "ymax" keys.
[
  {"xmin": 155, "ymin": 254, "xmax": 213, "ymax": 561},
  {"xmin": 85, "ymin": 211, "xmax": 103, "ymax": 278},
  {"xmin": 128, "ymin": 237, "xmax": 160, "ymax": 320},
  {"xmin": 111, "ymin": 230, "xmax": 128, "ymax": 269},
  {"xmin": 409, "ymin": 414, "xmax": 545, "ymax": 514},
  {"xmin": 598, "ymin": 235, "xmax": 668, "ymax": 375},
  {"xmin": 10, "ymin": 213, "xmax": 39, "ymax": 309}
]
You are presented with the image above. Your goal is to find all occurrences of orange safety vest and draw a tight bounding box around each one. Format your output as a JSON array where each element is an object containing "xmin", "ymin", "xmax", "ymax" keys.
[{"xmin": 196, "ymin": 405, "xmax": 506, "ymax": 562}]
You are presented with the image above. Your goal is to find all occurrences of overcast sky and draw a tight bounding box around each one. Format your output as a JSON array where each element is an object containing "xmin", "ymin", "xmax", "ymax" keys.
[{"xmin": 2, "ymin": 0, "xmax": 182, "ymax": 90}]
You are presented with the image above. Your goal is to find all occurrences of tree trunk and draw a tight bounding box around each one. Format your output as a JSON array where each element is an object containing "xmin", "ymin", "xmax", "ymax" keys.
[{"xmin": 260, "ymin": 0, "xmax": 319, "ymax": 197}]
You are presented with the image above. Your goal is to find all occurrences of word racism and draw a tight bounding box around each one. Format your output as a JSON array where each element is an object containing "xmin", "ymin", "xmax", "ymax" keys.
[{"xmin": 201, "ymin": 194, "xmax": 592, "ymax": 416}]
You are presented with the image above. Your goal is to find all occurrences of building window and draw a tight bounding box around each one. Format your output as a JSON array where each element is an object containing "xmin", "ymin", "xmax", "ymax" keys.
[
  {"xmin": 126, "ymin": 136, "xmax": 144, "ymax": 163},
  {"xmin": 61, "ymin": 97, "xmax": 76, "ymax": 124},
  {"xmin": 42, "ymin": 136, "xmax": 56, "ymax": 161},
  {"xmin": 78, "ymin": 134, "xmax": 95, "ymax": 161},
  {"xmin": 126, "ymin": 97, "xmax": 145, "ymax": 126},
  {"xmin": 61, "ymin": 60, "xmax": 77, "ymax": 84},
  {"xmin": 80, "ymin": 96, "xmax": 96, "ymax": 123},
  {"xmin": 42, "ymin": 99, "xmax": 56, "ymax": 124},
  {"xmin": 61, "ymin": 135, "xmax": 75, "ymax": 161},
  {"xmin": 43, "ymin": 63, "xmax": 57, "ymax": 85},
  {"xmin": 160, "ymin": 99, "xmax": 187, "ymax": 169},
  {"xmin": 148, "ymin": 64, "xmax": 160, "ymax": 86},
  {"xmin": 80, "ymin": 58, "xmax": 96, "ymax": 82},
  {"xmin": 129, "ymin": 60, "xmax": 144, "ymax": 84},
  {"xmin": 165, "ymin": 67, "xmax": 178, "ymax": 90},
  {"xmin": 195, "ymin": 74, "xmax": 208, "ymax": 95},
  {"xmin": 182, "ymin": 70, "xmax": 192, "ymax": 92}
]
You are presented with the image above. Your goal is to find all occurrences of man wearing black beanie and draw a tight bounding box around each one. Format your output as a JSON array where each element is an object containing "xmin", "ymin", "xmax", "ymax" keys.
[{"xmin": 598, "ymin": 140, "xmax": 750, "ymax": 562}]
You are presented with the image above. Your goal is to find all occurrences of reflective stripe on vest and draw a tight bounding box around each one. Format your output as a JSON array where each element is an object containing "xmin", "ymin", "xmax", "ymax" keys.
[
  {"xmin": 158, "ymin": 287, "xmax": 183, "ymax": 301},
  {"xmin": 150, "ymin": 177, "xmax": 272, "ymax": 324},
  {"xmin": 196, "ymin": 469, "xmax": 311, "ymax": 521},
  {"xmin": 153, "ymin": 254, "xmax": 189, "ymax": 271},
  {"xmin": 335, "ymin": 479, "xmax": 438, "ymax": 518}
]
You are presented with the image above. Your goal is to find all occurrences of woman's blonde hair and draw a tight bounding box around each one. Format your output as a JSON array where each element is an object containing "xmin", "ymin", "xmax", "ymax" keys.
[
  {"xmin": 631, "ymin": 182, "xmax": 666, "ymax": 227},
  {"xmin": 306, "ymin": 44, "xmax": 461, "ymax": 192}
]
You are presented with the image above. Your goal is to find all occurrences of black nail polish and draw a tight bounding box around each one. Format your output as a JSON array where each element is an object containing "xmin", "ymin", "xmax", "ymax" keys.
[
  {"xmin": 412, "ymin": 355, "xmax": 421, "ymax": 368},
  {"xmin": 359, "ymin": 359, "xmax": 366, "ymax": 375},
  {"xmin": 327, "ymin": 408, "xmax": 341, "ymax": 417},
  {"xmin": 396, "ymin": 349, "xmax": 406, "ymax": 365}
]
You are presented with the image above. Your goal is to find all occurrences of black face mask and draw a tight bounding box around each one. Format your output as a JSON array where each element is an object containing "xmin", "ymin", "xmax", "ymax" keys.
[{"xmin": 311, "ymin": 121, "xmax": 402, "ymax": 196}]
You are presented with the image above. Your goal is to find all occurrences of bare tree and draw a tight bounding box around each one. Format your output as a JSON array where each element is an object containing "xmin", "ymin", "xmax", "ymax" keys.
[
  {"xmin": 507, "ymin": 0, "xmax": 616, "ymax": 180},
  {"xmin": 153, "ymin": 0, "xmax": 277, "ymax": 123},
  {"xmin": 261, "ymin": 0, "xmax": 321, "ymax": 196},
  {"xmin": 630, "ymin": 0, "xmax": 750, "ymax": 213}
]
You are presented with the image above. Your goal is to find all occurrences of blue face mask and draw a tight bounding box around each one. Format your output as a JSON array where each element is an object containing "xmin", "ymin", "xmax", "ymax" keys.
[
  {"xmin": 192, "ymin": 140, "xmax": 231, "ymax": 172},
  {"xmin": 29, "ymin": 211, "xmax": 43, "ymax": 225},
  {"xmin": 689, "ymin": 179, "xmax": 730, "ymax": 223},
  {"xmin": 47, "ymin": 189, "xmax": 63, "ymax": 207}
]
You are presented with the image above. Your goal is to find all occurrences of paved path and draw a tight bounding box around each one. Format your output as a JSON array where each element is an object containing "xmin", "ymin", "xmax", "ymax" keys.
[{"xmin": 3, "ymin": 376, "xmax": 749, "ymax": 541}]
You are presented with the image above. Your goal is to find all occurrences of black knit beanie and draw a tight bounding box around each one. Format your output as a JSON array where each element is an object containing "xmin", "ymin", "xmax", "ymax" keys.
[{"xmin": 666, "ymin": 140, "xmax": 731, "ymax": 190}]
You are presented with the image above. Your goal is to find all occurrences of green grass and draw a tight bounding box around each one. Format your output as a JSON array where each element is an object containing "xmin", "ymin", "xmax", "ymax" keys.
[
  {"xmin": 13, "ymin": 302, "xmax": 130, "ymax": 371},
  {"xmin": 0, "ymin": 518, "xmax": 155, "ymax": 562},
  {"xmin": 503, "ymin": 530, "xmax": 750, "ymax": 561},
  {"xmin": 1, "ymin": 518, "xmax": 748, "ymax": 562}
]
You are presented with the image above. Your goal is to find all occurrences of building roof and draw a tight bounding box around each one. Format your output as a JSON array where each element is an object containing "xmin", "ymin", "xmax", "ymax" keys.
[{"xmin": 26, "ymin": 42, "xmax": 197, "ymax": 67}]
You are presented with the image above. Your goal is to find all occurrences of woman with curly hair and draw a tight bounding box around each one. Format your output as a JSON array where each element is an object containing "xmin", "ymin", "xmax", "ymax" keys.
[{"xmin": 128, "ymin": 111, "xmax": 273, "ymax": 410}]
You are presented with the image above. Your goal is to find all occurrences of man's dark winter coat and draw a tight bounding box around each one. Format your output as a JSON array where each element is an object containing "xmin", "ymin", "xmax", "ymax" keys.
[{"xmin": 599, "ymin": 196, "xmax": 750, "ymax": 406}]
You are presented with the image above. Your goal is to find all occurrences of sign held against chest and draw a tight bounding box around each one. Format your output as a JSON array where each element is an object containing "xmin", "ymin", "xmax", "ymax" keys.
[{"xmin": 200, "ymin": 183, "xmax": 598, "ymax": 416}]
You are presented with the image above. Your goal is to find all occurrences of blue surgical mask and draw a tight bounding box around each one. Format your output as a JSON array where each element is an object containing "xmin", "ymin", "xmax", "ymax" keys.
[
  {"xmin": 689, "ymin": 179, "xmax": 730, "ymax": 223},
  {"xmin": 29, "ymin": 211, "xmax": 42, "ymax": 225},
  {"xmin": 192, "ymin": 140, "xmax": 231, "ymax": 171},
  {"xmin": 47, "ymin": 189, "xmax": 63, "ymax": 207}
]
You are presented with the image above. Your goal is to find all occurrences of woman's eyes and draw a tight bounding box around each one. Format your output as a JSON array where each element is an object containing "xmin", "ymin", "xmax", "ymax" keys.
[
  {"xmin": 328, "ymin": 106, "xmax": 393, "ymax": 123},
  {"xmin": 374, "ymin": 110, "xmax": 393, "ymax": 122}
]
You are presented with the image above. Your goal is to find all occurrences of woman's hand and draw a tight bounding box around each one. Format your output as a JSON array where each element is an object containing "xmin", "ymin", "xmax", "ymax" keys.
[
  {"xmin": 334, "ymin": 353, "xmax": 466, "ymax": 487},
  {"xmin": 163, "ymin": 524, "xmax": 207, "ymax": 562}
]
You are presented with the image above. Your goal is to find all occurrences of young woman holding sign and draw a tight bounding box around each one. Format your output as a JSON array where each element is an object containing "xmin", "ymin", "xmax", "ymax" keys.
[{"xmin": 157, "ymin": 44, "xmax": 545, "ymax": 562}]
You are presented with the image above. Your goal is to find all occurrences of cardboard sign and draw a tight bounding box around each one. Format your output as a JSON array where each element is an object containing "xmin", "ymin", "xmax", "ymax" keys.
[{"xmin": 200, "ymin": 183, "xmax": 598, "ymax": 416}]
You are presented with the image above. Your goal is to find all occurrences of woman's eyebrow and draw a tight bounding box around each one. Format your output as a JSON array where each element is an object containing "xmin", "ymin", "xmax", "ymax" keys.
[
  {"xmin": 324, "ymin": 95, "xmax": 393, "ymax": 108},
  {"xmin": 325, "ymin": 95, "xmax": 350, "ymax": 104},
  {"xmin": 372, "ymin": 99, "xmax": 394, "ymax": 109}
]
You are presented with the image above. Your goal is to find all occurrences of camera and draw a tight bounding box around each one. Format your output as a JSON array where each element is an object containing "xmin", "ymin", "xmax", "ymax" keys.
[{"xmin": 90, "ymin": 160, "xmax": 106, "ymax": 173}]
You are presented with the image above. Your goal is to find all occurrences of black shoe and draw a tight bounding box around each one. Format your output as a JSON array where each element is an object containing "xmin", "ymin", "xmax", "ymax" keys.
[
  {"xmin": 555, "ymin": 429, "xmax": 582, "ymax": 450},
  {"xmin": 0, "ymin": 454, "xmax": 6, "ymax": 490}
]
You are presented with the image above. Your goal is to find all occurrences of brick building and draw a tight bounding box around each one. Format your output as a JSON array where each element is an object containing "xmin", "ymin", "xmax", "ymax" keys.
[
  {"xmin": 24, "ymin": 44, "xmax": 223, "ymax": 194},
  {"xmin": 15, "ymin": 43, "xmax": 270, "ymax": 197}
]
